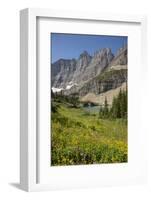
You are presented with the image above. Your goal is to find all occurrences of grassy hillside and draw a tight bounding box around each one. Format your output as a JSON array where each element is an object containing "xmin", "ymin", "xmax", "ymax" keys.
[{"xmin": 51, "ymin": 103, "xmax": 127, "ymax": 166}]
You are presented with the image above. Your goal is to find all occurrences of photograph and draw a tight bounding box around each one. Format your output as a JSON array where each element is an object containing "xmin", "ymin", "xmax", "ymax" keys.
[{"xmin": 51, "ymin": 33, "xmax": 128, "ymax": 166}]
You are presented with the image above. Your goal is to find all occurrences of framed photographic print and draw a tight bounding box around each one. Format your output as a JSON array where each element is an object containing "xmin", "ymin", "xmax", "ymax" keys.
[{"xmin": 20, "ymin": 8, "xmax": 147, "ymax": 191}]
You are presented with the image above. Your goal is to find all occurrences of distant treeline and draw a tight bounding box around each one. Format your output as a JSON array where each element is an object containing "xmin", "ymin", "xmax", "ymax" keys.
[
  {"xmin": 51, "ymin": 89, "xmax": 127, "ymax": 119},
  {"xmin": 51, "ymin": 90, "xmax": 79, "ymax": 109}
]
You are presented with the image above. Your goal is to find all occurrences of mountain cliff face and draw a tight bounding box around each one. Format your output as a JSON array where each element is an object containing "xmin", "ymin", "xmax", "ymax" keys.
[
  {"xmin": 52, "ymin": 48, "xmax": 114, "ymax": 89},
  {"xmin": 51, "ymin": 58, "xmax": 77, "ymax": 88},
  {"xmin": 72, "ymin": 48, "xmax": 114, "ymax": 84},
  {"xmin": 51, "ymin": 46, "xmax": 127, "ymax": 103}
]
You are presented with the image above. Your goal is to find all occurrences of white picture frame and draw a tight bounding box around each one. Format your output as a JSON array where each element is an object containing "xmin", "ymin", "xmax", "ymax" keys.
[{"xmin": 20, "ymin": 8, "xmax": 147, "ymax": 192}]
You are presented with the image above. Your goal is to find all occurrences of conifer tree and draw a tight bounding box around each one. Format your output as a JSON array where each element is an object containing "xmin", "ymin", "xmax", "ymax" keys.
[
  {"xmin": 99, "ymin": 97, "xmax": 109, "ymax": 118},
  {"xmin": 103, "ymin": 97, "xmax": 109, "ymax": 118},
  {"xmin": 99, "ymin": 105, "xmax": 103, "ymax": 118},
  {"xmin": 110, "ymin": 89, "xmax": 127, "ymax": 119}
]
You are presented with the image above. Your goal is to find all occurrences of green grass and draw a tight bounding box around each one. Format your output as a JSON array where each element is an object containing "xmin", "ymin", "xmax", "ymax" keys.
[{"xmin": 51, "ymin": 103, "xmax": 128, "ymax": 166}]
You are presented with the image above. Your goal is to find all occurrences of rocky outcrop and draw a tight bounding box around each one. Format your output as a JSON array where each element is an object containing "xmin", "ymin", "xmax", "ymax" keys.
[
  {"xmin": 51, "ymin": 46, "xmax": 127, "ymax": 97},
  {"xmin": 78, "ymin": 69, "xmax": 127, "ymax": 96},
  {"xmin": 80, "ymin": 82, "xmax": 127, "ymax": 106}
]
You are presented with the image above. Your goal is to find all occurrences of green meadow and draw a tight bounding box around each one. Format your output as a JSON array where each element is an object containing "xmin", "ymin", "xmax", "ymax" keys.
[{"xmin": 51, "ymin": 101, "xmax": 128, "ymax": 166}]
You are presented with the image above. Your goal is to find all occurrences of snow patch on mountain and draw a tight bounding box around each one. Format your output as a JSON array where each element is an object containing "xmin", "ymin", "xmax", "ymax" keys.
[{"xmin": 52, "ymin": 87, "xmax": 63, "ymax": 93}]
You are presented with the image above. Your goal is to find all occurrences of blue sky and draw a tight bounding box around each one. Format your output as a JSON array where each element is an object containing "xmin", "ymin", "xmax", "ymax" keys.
[{"xmin": 51, "ymin": 33, "xmax": 127, "ymax": 63}]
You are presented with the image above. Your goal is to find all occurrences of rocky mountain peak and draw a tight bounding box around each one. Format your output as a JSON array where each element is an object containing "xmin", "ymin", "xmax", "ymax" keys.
[
  {"xmin": 93, "ymin": 48, "xmax": 114, "ymax": 64},
  {"xmin": 79, "ymin": 50, "xmax": 90, "ymax": 58},
  {"xmin": 51, "ymin": 46, "xmax": 127, "ymax": 94},
  {"xmin": 77, "ymin": 50, "xmax": 92, "ymax": 68}
]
